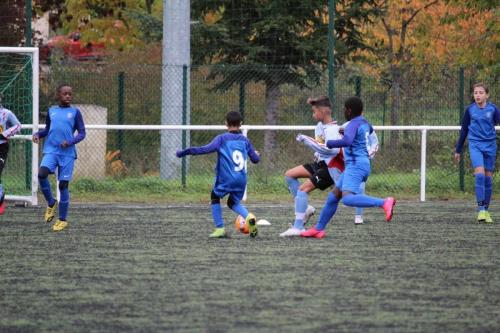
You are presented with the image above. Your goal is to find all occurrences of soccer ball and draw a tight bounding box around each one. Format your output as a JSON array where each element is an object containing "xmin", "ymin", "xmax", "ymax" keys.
[{"xmin": 234, "ymin": 215, "xmax": 249, "ymax": 234}]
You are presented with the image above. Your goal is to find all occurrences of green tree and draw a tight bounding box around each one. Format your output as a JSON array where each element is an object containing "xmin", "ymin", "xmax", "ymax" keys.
[
  {"xmin": 0, "ymin": 0, "xmax": 25, "ymax": 46},
  {"xmin": 191, "ymin": 0, "xmax": 381, "ymax": 159}
]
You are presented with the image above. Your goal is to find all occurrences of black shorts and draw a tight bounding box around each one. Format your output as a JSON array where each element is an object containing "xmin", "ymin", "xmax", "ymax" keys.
[
  {"xmin": 0, "ymin": 142, "xmax": 8, "ymax": 176},
  {"xmin": 303, "ymin": 160, "xmax": 334, "ymax": 190}
]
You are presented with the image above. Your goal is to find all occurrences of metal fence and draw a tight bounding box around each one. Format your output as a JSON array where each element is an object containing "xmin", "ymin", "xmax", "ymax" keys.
[{"xmin": 7, "ymin": 63, "xmax": 489, "ymax": 202}]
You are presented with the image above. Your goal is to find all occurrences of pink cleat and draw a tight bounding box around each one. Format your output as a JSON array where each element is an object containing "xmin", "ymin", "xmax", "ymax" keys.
[
  {"xmin": 382, "ymin": 197, "xmax": 396, "ymax": 222},
  {"xmin": 0, "ymin": 201, "xmax": 5, "ymax": 215},
  {"xmin": 300, "ymin": 227, "xmax": 325, "ymax": 239}
]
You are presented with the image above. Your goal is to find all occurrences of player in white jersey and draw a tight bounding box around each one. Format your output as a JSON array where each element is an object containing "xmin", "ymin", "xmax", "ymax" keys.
[
  {"xmin": 281, "ymin": 96, "xmax": 344, "ymax": 237},
  {"xmin": 0, "ymin": 93, "xmax": 22, "ymax": 214}
]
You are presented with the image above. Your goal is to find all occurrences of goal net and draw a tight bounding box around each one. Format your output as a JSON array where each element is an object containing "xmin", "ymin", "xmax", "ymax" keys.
[{"xmin": 0, "ymin": 47, "xmax": 39, "ymax": 205}]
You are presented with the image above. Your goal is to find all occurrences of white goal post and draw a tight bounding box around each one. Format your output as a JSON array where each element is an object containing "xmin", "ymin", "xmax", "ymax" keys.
[{"xmin": 0, "ymin": 47, "xmax": 39, "ymax": 206}]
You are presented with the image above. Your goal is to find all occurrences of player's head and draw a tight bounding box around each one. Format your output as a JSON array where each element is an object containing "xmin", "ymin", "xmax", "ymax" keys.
[
  {"xmin": 473, "ymin": 83, "xmax": 489, "ymax": 106},
  {"xmin": 344, "ymin": 96, "xmax": 363, "ymax": 121},
  {"xmin": 57, "ymin": 84, "xmax": 73, "ymax": 106},
  {"xmin": 225, "ymin": 111, "xmax": 243, "ymax": 128},
  {"xmin": 307, "ymin": 95, "xmax": 331, "ymax": 122}
]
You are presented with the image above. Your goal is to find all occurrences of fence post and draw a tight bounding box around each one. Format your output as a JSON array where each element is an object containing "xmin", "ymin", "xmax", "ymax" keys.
[
  {"xmin": 239, "ymin": 82, "xmax": 245, "ymax": 120},
  {"xmin": 24, "ymin": 2, "xmax": 33, "ymax": 189},
  {"xmin": 117, "ymin": 72, "xmax": 125, "ymax": 153},
  {"xmin": 328, "ymin": 0, "xmax": 336, "ymax": 113},
  {"xmin": 381, "ymin": 92, "xmax": 387, "ymax": 147},
  {"xmin": 420, "ymin": 128, "xmax": 427, "ymax": 202},
  {"xmin": 459, "ymin": 67, "xmax": 465, "ymax": 191},
  {"xmin": 181, "ymin": 65, "xmax": 188, "ymax": 187},
  {"xmin": 355, "ymin": 76, "xmax": 361, "ymax": 97}
]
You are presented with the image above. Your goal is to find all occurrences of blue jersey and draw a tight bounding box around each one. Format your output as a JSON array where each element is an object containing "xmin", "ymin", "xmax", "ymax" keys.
[
  {"xmin": 177, "ymin": 131, "xmax": 260, "ymax": 194},
  {"xmin": 0, "ymin": 106, "xmax": 21, "ymax": 144},
  {"xmin": 327, "ymin": 115, "xmax": 373, "ymax": 165},
  {"xmin": 456, "ymin": 102, "xmax": 500, "ymax": 153},
  {"xmin": 36, "ymin": 105, "xmax": 86, "ymax": 158}
]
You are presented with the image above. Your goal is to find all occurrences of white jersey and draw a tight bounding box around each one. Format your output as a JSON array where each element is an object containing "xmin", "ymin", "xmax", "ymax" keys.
[
  {"xmin": 300, "ymin": 121, "xmax": 342, "ymax": 165},
  {"xmin": 0, "ymin": 106, "xmax": 21, "ymax": 145}
]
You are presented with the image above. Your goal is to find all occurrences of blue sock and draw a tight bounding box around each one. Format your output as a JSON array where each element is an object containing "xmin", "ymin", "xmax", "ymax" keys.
[
  {"xmin": 342, "ymin": 193, "xmax": 384, "ymax": 208},
  {"xmin": 475, "ymin": 173, "xmax": 485, "ymax": 210},
  {"xmin": 293, "ymin": 190, "xmax": 308, "ymax": 229},
  {"xmin": 315, "ymin": 192, "xmax": 339, "ymax": 231},
  {"xmin": 355, "ymin": 182, "xmax": 366, "ymax": 216},
  {"xmin": 211, "ymin": 203, "xmax": 224, "ymax": 228},
  {"xmin": 39, "ymin": 177, "xmax": 56, "ymax": 206},
  {"xmin": 286, "ymin": 176, "xmax": 299, "ymax": 197},
  {"xmin": 229, "ymin": 201, "xmax": 249, "ymax": 219},
  {"xmin": 485, "ymin": 176, "xmax": 492, "ymax": 210},
  {"xmin": 59, "ymin": 188, "xmax": 70, "ymax": 220}
]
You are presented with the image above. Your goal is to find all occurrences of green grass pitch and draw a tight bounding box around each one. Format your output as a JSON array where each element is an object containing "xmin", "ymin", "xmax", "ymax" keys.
[{"xmin": 1, "ymin": 201, "xmax": 499, "ymax": 332}]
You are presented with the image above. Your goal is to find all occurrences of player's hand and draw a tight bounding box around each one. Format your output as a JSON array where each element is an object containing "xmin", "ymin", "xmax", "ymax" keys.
[
  {"xmin": 60, "ymin": 140, "xmax": 70, "ymax": 148},
  {"xmin": 454, "ymin": 152, "xmax": 461, "ymax": 162},
  {"xmin": 32, "ymin": 134, "xmax": 39, "ymax": 144},
  {"xmin": 254, "ymin": 150, "xmax": 260, "ymax": 156},
  {"xmin": 296, "ymin": 134, "xmax": 305, "ymax": 142},
  {"xmin": 175, "ymin": 150, "xmax": 184, "ymax": 158}
]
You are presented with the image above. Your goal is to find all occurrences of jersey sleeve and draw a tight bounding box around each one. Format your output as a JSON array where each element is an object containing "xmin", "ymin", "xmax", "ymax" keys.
[
  {"xmin": 2, "ymin": 110, "xmax": 21, "ymax": 138},
  {"xmin": 326, "ymin": 121, "xmax": 358, "ymax": 148},
  {"xmin": 246, "ymin": 140, "xmax": 260, "ymax": 164},
  {"xmin": 35, "ymin": 112, "xmax": 51, "ymax": 138},
  {"xmin": 455, "ymin": 108, "xmax": 471, "ymax": 154},
  {"xmin": 178, "ymin": 135, "xmax": 222, "ymax": 156},
  {"xmin": 67, "ymin": 109, "xmax": 86, "ymax": 146},
  {"xmin": 493, "ymin": 104, "xmax": 500, "ymax": 125},
  {"xmin": 367, "ymin": 131, "xmax": 379, "ymax": 159}
]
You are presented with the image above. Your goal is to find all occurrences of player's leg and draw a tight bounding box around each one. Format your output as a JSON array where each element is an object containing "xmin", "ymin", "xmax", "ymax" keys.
[
  {"xmin": 285, "ymin": 164, "xmax": 311, "ymax": 198},
  {"xmin": 52, "ymin": 157, "xmax": 75, "ymax": 231},
  {"xmin": 209, "ymin": 190, "xmax": 227, "ymax": 238},
  {"xmin": 469, "ymin": 144, "xmax": 487, "ymax": 222},
  {"xmin": 355, "ymin": 182, "xmax": 366, "ymax": 224},
  {"xmin": 0, "ymin": 142, "xmax": 8, "ymax": 214},
  {"xmin": 227, "ymin": 193, "xmax": 257, "ymax": 237},
  {"xmin": 301, "ymin": 186, "xmax": 343, "ymax": 239},
  {"xmin": 483, "ymin": 149, "xmax": 495, "ymax": 223},
  {"xmin": 38, "ymin": 155, "xmax": 58, "ymax": 223},
  {"xmin": 338, "ymin": 163, "xmax": 395, "ymax": 222}
]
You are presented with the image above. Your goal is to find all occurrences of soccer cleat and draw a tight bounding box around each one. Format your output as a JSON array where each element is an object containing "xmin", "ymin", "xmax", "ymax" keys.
[
  {"xmin": 354, "ymin": 215, "xmax": 363, "ymax": 225},
  {"xmin": 52, "ymin": 219, "xmax": 68, "ymax": 232},
  {"xmin": 300, "ymin": 227, "xmax": 326, "ymax": 239},
  {"xmin": 382, "ymin": 197, "xmax": 396, "ymax": 222},
  {"xmin": 44, "ymin": 201, "xmax": 58, "ymax": 223},
  {"xmin": 209, "ymin": 227, "xmax": 227, "ymax": 238},
  {"xmin": 0, "ymin": 201, "xmax": 5, "ymax": 215},
  {"xmin": 246, "ymin": 213, "xmax": 258, "ymax": 238},
  {"xmin": 304, "ymin": 205, "xmax": 316, "ymax": 225},
  {"xmin": 279, "ymin": 226, "xmax": 304, "ymax": 237},
  {"xmin": 477, "ymin": 210, "xmax": 487, "ymax": 223},
  {"xmin": 484, "ymin": 211, "xmax": 493, "ymax": 224}
]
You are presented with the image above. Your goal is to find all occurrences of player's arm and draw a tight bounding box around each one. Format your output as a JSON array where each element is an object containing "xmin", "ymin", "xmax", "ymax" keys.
[
  {"xmin": 326, "ymin": 121, "xmax": 359, "ymax": 148},
  {"xmin": 32, "ymin": 113, "xmax": 51, "ymax": 143},
  {"xmin": 493, "ymin": 104, "xmax": 500, "ymax": 125},
  {"xmin": 367, "ymin": 130, "xmax": 379, "ymax": 159},
  {"xmin": 297, "ymin": 134, "xmax": 340, "ymax": 156},
  {"xmin": 64, "ymin": 109, "xmax": 86, "ymax": 147},
  {"xmin": 455, "ymin": 108, "xmax": 470, "ymax": 158},
  {"xmin": 1, "ymin": 111, "xmax": 21, "ymax": 139},
  {"xmin": 176, "ymin": 136, "xmax": 221, "ymax": 157},
  {"xmin": 246, "ymin": 141, "xmax": 260, "ymax": 164}
]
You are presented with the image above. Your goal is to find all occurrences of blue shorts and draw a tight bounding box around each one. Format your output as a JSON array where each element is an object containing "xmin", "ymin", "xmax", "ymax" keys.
[
  {"xmin": 335, "ymin": 161, "xmax": 370, "ymax": 194},
  {"xmin": 40, "ymin": 154, "xmax": 75, "ymax": 181},
  {"xmin": 469, "ymin": 141, "xmax": 497, "ymax": 171}
]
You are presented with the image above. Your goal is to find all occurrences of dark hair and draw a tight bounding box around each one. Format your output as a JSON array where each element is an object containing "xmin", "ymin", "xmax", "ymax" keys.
[
  {"xmin": 308, "ymin": 95, "xmax": 331, "ymax": 108},
  {"xmin": 226, "ymin": 111, "xmax": 243, "ymax": 127},
  {"xmin": 344, "ymin": 96, "xmax": 363, "ymax": 117},
  {"xmin": 473, "ymin": 83, "xmax": 489, "ymax": 94},
  {"xmin": 57, "ymin": 83, "xmax": 72, "ymax": 92}
]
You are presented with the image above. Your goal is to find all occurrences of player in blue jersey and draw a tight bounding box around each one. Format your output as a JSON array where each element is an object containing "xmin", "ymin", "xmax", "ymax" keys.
[
  {"xmin": 0, "ymin": 93, "xmax": 22, "ymax": 214},
  {"xmin": 176, "ymin": 111, "xmax": 260, "ymax": 238},
  {"xmin": 301, "ymin": 96, "xmax": 396, "ymax": 238},
  {"xmin": 32, "ymin": 84, "xmax": 86, "ymax": 231},
  {"xmin": 455, "ymin": 83, "xmax": 500, "ymax": 223}
]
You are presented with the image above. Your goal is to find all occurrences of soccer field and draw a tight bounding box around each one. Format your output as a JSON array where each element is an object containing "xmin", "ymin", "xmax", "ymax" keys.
[{"xmin": 1, "ymin": 201, "xmax": 499, "ymax": 332}]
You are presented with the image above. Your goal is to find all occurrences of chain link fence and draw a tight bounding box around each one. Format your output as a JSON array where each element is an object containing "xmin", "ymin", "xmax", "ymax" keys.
[{"xmin": 28, "ymin": 63, "xmax": 499, "ymax": 201}]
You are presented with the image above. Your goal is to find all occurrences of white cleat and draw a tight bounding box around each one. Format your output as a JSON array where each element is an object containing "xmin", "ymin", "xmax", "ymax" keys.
[
  {"xmin": 304, "ymin": 205, "xmax": 316, "ymax": 224},
  {"xmin": 280, "ymin": 227, "xmax": 304, "ymax": 237},
  {"xmin": 354, "ymin": 215, "xmax": 364, "ymax": 225}
]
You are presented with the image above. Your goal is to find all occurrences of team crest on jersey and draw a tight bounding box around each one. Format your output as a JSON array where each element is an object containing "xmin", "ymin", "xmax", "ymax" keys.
[
  {"xmin": 0, "ymin": 125, "xmax": 3, "ymax": 134},
  {"xmin": 486, "ymin": 112, "xmax": 491, "ymax": 118},
  {"xmin": 67, "ymin": 112, "xmax": 74, "ymax": 119},
  {"xmin": 316, "ymin": 135, "xmax": 325, "ymax": 144}
]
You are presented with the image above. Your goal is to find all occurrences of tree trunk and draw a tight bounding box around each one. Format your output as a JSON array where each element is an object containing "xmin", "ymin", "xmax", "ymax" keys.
[
  {"xmin": 263, "ymin": 81, "xmax": 280, "ymax": 169},
  {"xmin": 389, "ymin": 64, "xmax": 401, "ymax": 148}
]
